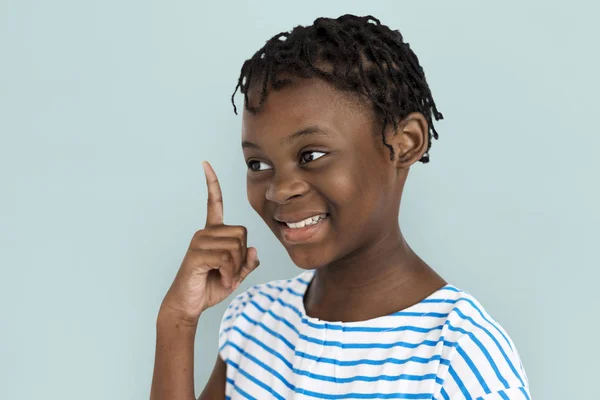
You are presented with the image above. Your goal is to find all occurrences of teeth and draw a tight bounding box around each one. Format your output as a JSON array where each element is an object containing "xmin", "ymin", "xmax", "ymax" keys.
[{"xmin": 285, "ymin": 213, "xmax": 327, "ymax": 229}]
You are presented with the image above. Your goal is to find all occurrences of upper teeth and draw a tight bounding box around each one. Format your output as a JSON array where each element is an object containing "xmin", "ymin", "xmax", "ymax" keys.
[{"xmin": 285, "ymin": 213, "xmax": 327, "ymax": 229}]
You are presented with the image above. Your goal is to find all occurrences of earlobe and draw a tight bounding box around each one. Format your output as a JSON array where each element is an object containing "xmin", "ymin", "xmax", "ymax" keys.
[{"xmin": 393, "ymin": 112, "xmax": 429, "ymax": 167}]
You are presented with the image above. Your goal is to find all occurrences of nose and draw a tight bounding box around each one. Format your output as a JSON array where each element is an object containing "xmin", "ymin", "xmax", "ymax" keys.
[{"xmin": 265, "ymin": 169, "xmax": 310, "ymax": 204}]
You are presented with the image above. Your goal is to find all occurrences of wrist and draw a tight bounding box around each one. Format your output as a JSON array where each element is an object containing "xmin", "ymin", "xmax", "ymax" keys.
[{"xmin": 157, "ymin": 303, "xmax": 201, "ymax": 332}]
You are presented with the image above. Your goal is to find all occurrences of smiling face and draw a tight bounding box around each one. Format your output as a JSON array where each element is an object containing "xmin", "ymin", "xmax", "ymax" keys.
[{"xmin": 242, "ymin": 77, "xmax": 423, "ymax": 269}]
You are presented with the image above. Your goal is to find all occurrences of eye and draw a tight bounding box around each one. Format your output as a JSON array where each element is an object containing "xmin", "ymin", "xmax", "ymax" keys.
[
  {"xmin": 247, "ymin": 160, "xmax": 272, "ymax": 171},
  {"xmin": 300, "ymin": 151, "xmax": 327, "ymax": 164}
]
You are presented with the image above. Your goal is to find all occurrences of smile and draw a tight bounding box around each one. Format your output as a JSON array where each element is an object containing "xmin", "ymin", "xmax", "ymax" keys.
[
  {"xmin": 283, "ymin": 213, "xmax": 328, "ymax": 229},
  {"xmin": 278, "ymin": 213, "xmax": 330, "ymax": 244}
]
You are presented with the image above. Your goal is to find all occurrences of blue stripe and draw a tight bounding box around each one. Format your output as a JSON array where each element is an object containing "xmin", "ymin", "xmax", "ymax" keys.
[
  {"xmin": 234, "ymin": 281, "xmax": 511, "ymax": 354},
  {"xmin": 439, "ymin": 388, "xmax": 450, "ymax": 400},
  {"xmin": 297, "ymin": 276, "xmax": 311, "ymax": 285},
  {"xmin": 265, "ymin": 283, "xmax": 305, "ymax": 298},
  {"xmin": 421, "ymin": 298, "xmax": 459, "ymax": 304},
  {"xmin": 266, "ymin": 279, "xmax": 514, "ymax": 353},
  {"xmin": 299, "ymin": 331, "xmax": 455, "ymax": 349},
  {"xmin": 440, "ymin": 285, "xmax": 461, "ymax": 292},
  {"xmin": 226, "ymin": 357, "xmax": 434, "ymax": 399},
  {"xmin": 236, "ymin": 287, "xmax": 516, "ymax": 385},
  {"xmin": 302, "ymin": 318, "xmax": 447, "ymax": 333},
  {"xmin": 263, "ymin": 285, "xmax": 452, "ymax": 320},
  {"xmin": 227, "ymin": 359, "xmax": 286, "ymax": 399},
  {"xmin": 448, "ymin": 365, "xmax": 472, "ymax": 400},
  {"xmin": 455, "ymin": 343, "xmax": 490, "ymax": 393},
  {"xmin": 233, "ymin": 308, "xmax": 458, "ymax": 351},
  {"xmin": 499, "ymin": 390, "xmax": 510, "ymax": 400},
  {"xmin": 223, "ymin": 313, "xmax": 505, "ymax": 392},
  {"xmin": 239, "ymin": 312, "xmax": 296, "ymax": 350},
  {"xmin": 454, "ymin": 297, "xmax": 514, "ymax": 351},
  {"xmin": 222, "ymin": 299, "xmax": 249, "ymax": 322},
  {"xmin": 227, "ymin": 330, "xmax": 294, "ymax": 369},
  {"xmin": 250, "ymin": 299, "xmax": 301, "ymax": 335},
  {"xmin": 221, "ymin": 276, "xmax": 526, "ymax": 399},
  {"xmin": 445, "ymin": 323, "xmax": 509, "ymax": 389},
  {"xmin": 263, "ymin": 282, "xmax": 454, "ymax": 314},
  {"xmin": 475, "ymin": 389, "xmax": 512, "ymax": 400},
  {"xmin": 252, "ymin": 295, "xmax": 447, "ymax": 334},
  {"xmin": 224, "ymin": 331, "xmax": 452, "ymax": 384},
  {"xmin": 519, "ymin": 387, "xmax": 531, "ymax": 400},
  {"xmin": 295, "ymin": 369, "xmax": 437, "ymax": 384},
  {"xmin": 224, "ymin": 336, "xmax": 451, "ymax": 370},
  {"xmin": 229, "ymin": 339, "xmax": 439, "ymax": 386},
  {"xmin": 294, "ymin": 351, "xmax": 451, "ymax": 368},
  {"xmin": 257, "ymin": 289, "xmax": 450, "ymax": 330},
  {"xmin": 258, "ymin": 290, "xmax": 303, "ymax": 318},
  {"xmin": 295, "ymin": 389, "xmax": 433, "ymax": 399},
  {"xmin": 226, "ymin": 377, "xmax": 257, "ymax": 400},
  {"xmin": 226, "ymin": 343, "xmax": 296, "ymax": 393},
  {"xmin": 452, "ymin": 308, "xmax": 524, "ymax": 387}
]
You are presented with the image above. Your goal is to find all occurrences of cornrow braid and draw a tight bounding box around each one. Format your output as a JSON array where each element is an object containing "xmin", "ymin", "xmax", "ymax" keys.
[{"xmin": 231, "ymin": 14, "xmax": 444, "ymax": 163}]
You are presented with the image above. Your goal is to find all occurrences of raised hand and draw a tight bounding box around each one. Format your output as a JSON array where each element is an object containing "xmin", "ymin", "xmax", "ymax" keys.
[{"xmin": 160, "ymin": 161, "xmax": 260, "ymax": 324}]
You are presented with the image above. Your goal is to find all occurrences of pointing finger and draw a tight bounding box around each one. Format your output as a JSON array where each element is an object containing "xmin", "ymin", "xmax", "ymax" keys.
[{"xmin": 202, "ymin": 161, "xmax": 224, "ymax": 227}]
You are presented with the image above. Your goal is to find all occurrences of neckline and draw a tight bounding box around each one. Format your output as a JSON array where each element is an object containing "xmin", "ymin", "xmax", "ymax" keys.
[{"xmin": 292, "ymin": 269, "xmax": 455, "ymax": 327}]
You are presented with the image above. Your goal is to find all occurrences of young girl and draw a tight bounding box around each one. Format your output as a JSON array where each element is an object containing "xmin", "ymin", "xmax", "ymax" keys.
[{"xmin": 150, "ymin": 14, "xmax": 531, "ymax": 400}]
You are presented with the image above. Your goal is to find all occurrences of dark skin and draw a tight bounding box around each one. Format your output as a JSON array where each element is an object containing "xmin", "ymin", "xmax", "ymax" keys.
[
  {"xmin": 241, "ymin": 76, "xmax": 447, "ymax": 323},
  {"xmin": 198, "ymin": 77, "xmax": 447, "ymax": 399}
]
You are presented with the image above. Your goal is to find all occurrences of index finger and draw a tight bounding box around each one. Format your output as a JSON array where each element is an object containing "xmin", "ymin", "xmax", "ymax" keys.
[{"xmin": 202, "ymin": 161, "xmax": 224, "ymax": 227}]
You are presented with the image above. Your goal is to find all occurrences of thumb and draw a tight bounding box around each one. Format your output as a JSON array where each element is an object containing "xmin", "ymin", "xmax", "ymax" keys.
[{"xmin": 239, "ymin": 247, "xmax": 260, "ymax": 281}]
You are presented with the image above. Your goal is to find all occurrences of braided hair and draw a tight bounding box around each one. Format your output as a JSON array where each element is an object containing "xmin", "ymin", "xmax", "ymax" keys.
[{"xmin": 231, "ymin": 14, "xmax": 443, "ymax": 163}]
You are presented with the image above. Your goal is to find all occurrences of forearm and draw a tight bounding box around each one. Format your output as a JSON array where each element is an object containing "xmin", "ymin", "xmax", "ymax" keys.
[{"xmin": 150, "ymin": 307, "xmax": 200, "ymax": 400}]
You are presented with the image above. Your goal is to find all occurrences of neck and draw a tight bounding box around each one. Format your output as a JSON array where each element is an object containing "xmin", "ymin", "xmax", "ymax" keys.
[{"xmin": 304, "ymin": 223, "xmax": 446, "ymax": 323}]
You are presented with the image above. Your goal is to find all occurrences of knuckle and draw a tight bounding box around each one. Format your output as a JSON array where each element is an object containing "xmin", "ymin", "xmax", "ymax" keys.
[
  {"xmin": 230, "ymin": 236, "xmax": 243, "ymax": 249},
  {"xmin": 208, "ymin": 196, "xmax": 223, "ymax": 205},
  {"xmin": 193, "ymin": 229, "xmax": 208, "ymax": 239},
  {"xmin": 232, "ymin": 225, "xmax": 247, "ymax": 237},
  {"xmin": 219, "ymin": 251, "xmax": 232, "ymax": 262}
]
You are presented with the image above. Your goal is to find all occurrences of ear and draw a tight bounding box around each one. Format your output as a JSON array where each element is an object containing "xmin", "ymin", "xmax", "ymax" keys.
[{"xmin": 387, "ymin": 112, "xmax": 429, "ymax": 168}]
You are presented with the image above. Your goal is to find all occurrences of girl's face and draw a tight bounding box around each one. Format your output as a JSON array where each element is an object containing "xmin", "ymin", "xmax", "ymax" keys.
[{"xmin": 241, "ymin": 77, "xmax": 408, "ymax": 269}]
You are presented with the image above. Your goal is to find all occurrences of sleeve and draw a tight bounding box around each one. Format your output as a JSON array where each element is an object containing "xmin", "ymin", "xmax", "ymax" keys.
[
  {"xmin": 217, "ymin": 291, "xmax": 249, "ymax": 363},
  {"xmin": 436, "ymin": 327, "xmax": 531, "ymax": 399}
]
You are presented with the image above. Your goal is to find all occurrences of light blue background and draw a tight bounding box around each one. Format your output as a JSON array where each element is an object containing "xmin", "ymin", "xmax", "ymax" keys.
[{"xmin": 1, "ymin": 1, "xmax": 598, "ymax": 399}]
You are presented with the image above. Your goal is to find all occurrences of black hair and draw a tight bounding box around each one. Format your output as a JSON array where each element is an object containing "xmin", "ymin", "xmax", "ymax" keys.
[{"xmin": 231, "ymin": 14, "xmax": 443, "ymax": 163}]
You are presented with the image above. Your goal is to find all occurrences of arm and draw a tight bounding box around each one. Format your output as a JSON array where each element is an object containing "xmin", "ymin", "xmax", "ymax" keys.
[
  {"xmin": 149, "ymin": 307, "xmax": 227, "ymax": 400},
  {"xmin": 150, "ymin": 161, "xmax": 258, "ymax": 400},
  {"xmin": 150, "ymin": 308, "xmax": 199, "ymax": 400},
  {"xmin": 198, "ymin": 354, "xmax": 227, "ymax": 400}
]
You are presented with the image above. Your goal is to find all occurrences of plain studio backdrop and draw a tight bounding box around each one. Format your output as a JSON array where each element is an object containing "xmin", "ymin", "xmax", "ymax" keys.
[{"xmin": 1, "ymin": 1, "xmax": 598, "ymax": 399}]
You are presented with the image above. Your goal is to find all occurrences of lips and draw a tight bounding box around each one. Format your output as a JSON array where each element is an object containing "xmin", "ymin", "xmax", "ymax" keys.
[{"xmin": 277, "ymin": 213, "xmax": 330, "ymax": 244}]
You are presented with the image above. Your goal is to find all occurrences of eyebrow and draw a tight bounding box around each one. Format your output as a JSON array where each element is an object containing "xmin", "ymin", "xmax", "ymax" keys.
[{"xmin": 241, "ymin": 125, "xmax": 330, "ymax": 150}]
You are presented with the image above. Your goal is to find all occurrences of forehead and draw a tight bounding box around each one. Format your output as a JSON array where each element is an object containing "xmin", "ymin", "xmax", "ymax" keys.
[{"xmin": 241, "ymin": 77, "xmax": 373, "ymax": 141}]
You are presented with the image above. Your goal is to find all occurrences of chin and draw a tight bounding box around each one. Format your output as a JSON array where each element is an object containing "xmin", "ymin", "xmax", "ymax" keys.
[{"xmin": 284, "ymin": 244, "xmax": 335, "ymax": 270}]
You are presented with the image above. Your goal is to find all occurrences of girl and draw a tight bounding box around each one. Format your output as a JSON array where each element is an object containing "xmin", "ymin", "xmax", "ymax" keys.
[{"xmin": 150, "ymin": 14, "xmax": 531, "ymax": 400}]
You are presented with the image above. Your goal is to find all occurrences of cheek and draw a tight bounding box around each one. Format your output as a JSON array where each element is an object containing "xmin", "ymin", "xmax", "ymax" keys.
[
  {"xmin": 246, "ymin": 180, "xmax": 264, "ymax": 214},
  {"xmin": 324, "ymin": 166, "xmax": 369, "ymax": 222},
  {"xmin": 327, "ymin": 164, "xmax": 387, "ymax": 227}
]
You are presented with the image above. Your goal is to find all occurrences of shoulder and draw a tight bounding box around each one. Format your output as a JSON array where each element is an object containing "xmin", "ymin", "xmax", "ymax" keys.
[
  {"xmin": 219, "ymin": 270, "xmax": 309, "ymax": 325},
  {"xmin": 435, "ymin": 285, "xmax": 531, "ymax": 399},
  {"xmin": 217, "ymin": 270, "xmax": 311, "ymax": 359}
]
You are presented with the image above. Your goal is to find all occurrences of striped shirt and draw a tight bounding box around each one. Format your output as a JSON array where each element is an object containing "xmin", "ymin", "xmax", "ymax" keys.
[{"xmin": 218, "ymin": 269, "xmax": 531, "ymax": 399}]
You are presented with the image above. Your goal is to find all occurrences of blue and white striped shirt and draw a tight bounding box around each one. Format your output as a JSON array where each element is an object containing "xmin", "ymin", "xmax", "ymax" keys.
[{"xmin": 218, "ymin": 269, "xmax": 531, "ymax": 399}]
